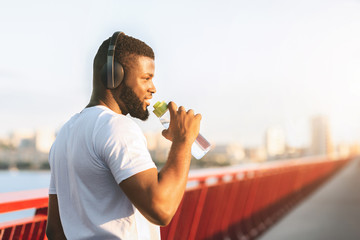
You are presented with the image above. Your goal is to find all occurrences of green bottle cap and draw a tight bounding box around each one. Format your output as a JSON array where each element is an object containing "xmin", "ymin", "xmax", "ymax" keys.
[{"xmin": 153, "ymin": 101, "xmax": 168, "ymax": 117}]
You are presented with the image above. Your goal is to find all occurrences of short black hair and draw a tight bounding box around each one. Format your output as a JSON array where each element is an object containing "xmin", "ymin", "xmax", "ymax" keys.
[{"xmin": 93, "ymin": 32, "xmax": 154, "ymax": 76}]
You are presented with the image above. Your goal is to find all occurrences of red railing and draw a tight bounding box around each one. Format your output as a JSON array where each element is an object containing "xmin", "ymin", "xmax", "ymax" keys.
[
  {"xmin": 0, "ymin": 156, "xmax": 350, "ymax": 240},
  {"xmin": 160, "ymin": 156, "xmax": 350, "ymax": 239},
  {"xmin": 0, "ymin": 189, "xmax": 48, "ymax": 240}
]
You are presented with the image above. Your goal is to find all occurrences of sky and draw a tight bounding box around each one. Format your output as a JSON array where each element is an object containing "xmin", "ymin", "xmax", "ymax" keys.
[{"xmin": 1, "ymin": 0, "xmax": 360, "ymax": 147}]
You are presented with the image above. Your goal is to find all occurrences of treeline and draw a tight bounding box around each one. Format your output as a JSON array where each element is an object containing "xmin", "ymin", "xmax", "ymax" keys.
[{"xmin": 0, "ymin": 161, "xmax": 50, "ymax": 170}]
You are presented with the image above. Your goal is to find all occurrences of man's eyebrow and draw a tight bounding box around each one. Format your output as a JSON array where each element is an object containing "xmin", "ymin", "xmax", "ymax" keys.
[{"xmin": 144, "ymin": 73, "xmax": 154, "ymax": 77}]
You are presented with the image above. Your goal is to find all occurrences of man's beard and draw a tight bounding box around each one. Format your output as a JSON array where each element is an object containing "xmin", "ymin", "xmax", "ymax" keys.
[{"xmin": 119, "ymin": 84, "xmax": 149, "ymax": 120}]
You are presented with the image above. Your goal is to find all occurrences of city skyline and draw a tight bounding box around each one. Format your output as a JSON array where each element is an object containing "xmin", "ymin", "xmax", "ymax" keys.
[
  {"xmin": 0, "ymin": 114, "xmax": 350, "ymax": 153},
  {"xmin": 1, "ymin": 113, "xmax": 356, "ymax": 170},
  {"xmin": 1, "ymin": 0, "xmax": 360, "ymax": 147}
]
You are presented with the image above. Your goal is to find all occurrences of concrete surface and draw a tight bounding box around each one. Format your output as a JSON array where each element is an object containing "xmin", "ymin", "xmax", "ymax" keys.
[{"xmin": 259, "ymin": 157, "xmax": 360, "ymax": 240}]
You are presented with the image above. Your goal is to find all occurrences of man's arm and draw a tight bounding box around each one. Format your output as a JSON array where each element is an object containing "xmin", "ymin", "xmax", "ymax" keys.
[
  {"xmin": 120, "ymin": 102, "xmax": 201, "ymax": 226},
  {"xmin": 46, "ymin": 194, "xmax": 66, "ymax": 240}
]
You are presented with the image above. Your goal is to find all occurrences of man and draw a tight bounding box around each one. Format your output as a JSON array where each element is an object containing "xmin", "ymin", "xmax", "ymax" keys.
[{"xmin": 46, "ymin": 32, "xmax": 201, "ymax": 239}]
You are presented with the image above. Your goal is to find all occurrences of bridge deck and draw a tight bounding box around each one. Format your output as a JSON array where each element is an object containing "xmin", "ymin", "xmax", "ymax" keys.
[{"xmin": 260, "ymin": 157, "xmax": 360, "ymax": 240}]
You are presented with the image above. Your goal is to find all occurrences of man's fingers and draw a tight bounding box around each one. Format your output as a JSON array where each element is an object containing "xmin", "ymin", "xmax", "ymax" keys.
[
  {"xmin": 163, "ymin": 102, "xmax": 202, "ymax": 144},
  {"xmin": 178, "ymin": 106, "xmax": 186, "ymax": 114},
  {"xmin": 195, "ymin": 113, "xmax": 202, "ymax": 121},
  {"xmin": 162, "ymin": 129, "xmax": 170, "ymax": 139},
  {"xmin": 168, "ymin": 101, "xmax": 178, "ymax": 113},
  {"xmin": 168, "ymin": 101, "xmax": 177, "ymax": 122}
]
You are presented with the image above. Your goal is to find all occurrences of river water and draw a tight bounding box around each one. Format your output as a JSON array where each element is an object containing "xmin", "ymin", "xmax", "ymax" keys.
[{"xmin": 0, "ymin": 170, "xmax": 51, "ymax": 223}]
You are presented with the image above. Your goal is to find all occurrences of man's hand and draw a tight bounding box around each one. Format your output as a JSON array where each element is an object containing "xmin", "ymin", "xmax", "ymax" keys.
[{"xmin": 162, "ymin": 101, "xmax": 201, "ymax": 145}]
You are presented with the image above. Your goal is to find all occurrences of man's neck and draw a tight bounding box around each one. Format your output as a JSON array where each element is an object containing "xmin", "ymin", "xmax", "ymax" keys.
[{"xmin": 86, "ymin": 98, "xmax": 124, "ymax": 115}]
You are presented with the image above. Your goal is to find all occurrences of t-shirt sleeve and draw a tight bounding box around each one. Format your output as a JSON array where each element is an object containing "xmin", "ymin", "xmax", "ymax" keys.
[
  {"xmin": 49, "ymin": 172, "xmax": 57, "ymax": 194},
  {"xmin": 48, "ymin": 146, "xmax": 57, "ymax": 194},
  {"xmin": 94, "ymin": 116, "xmax": 157, "ymax": 184}
]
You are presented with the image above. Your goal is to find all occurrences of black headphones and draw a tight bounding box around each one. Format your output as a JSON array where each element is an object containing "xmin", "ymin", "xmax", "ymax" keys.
[{"xmin": 101, "ymin": 31, "xmax": 125, "ymax": 89}]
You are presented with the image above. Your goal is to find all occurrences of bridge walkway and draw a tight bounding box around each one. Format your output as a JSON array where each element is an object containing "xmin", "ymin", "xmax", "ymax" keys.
[{"xmin": 260, "ymin": 157, "xmax": 360, "ymax": 240}]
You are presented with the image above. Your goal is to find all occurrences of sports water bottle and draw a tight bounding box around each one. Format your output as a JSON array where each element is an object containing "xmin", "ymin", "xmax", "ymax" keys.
[{"xmin": 153, "ymin": 101, "xmax": 211, "ymax": 159}]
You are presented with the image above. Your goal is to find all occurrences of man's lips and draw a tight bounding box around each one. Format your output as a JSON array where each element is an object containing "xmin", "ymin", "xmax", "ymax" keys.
[{"xmin": 144, "ymin": 98, "xmax": 152, "ymax": 106}]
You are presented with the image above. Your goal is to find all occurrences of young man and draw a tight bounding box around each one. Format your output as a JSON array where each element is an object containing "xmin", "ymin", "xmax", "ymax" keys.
[{"xmin": 46, "ymin": 32, "xmax": 201, "ymax": 239}]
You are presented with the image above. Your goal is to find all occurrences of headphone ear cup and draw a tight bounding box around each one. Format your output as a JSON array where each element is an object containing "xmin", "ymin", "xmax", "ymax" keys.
[
  {"xmin": 113, "ymin": 61, "xmax": 124, "ymax": 88},
  {"xmin": 100, "ymin": 64, "xmax": 108, "ymax": 88}
]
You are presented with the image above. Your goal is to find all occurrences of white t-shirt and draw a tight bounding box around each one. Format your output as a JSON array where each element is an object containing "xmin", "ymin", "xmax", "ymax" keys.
[{"xmin": 49, "ymin": 105, "xmax": 160, "ymax": 240}]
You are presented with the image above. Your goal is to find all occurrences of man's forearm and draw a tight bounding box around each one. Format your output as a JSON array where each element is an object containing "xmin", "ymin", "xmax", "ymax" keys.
[
  {"xmin": 159, "ymin": 140, "xmax": 192, "ymax": 196},
  {"xmin": 154, "ymin": 140, "xmax": 193, "ymax": 222}
]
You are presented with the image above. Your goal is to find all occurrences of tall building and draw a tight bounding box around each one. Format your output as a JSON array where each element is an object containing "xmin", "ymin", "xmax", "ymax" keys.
[
  {"xmin": 9, "ymin": 129, "xmax": 34, "ymax": 148},
  {"xmin": 264, "ymin": 126, "xmax": 286, "ymax": 159},
  {"xmin": 9, "ymin": 128, "xmax": 56, "ymax": 153},
  {"xmin": 310, "ymin": 115, "xmax": 332, "ymax": 156}
]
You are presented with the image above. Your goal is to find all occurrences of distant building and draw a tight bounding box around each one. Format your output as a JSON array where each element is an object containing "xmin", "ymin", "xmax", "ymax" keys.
[
  {"xmin": 144, "ymin": 131, "xmax": 171, "ymax": 163},
  {"xmin": 35, "ymin": 128, "xmax": 56, "ymax": 153},
  {"xmin": 0, "ymin": 128, "xmax": 56, "ymax": 169},
  {"xmin": 9, "ymin": 129, "xmax": 34, "ymax": 148},
  {"xmin": 204, "ymin": 143, "xmax": 245, "ymax": 165},
  {"xmin": 9, "ymin": 128, "xmax": 56, "ymax": 153},
  {"xmin": 264, "ymin": 126, "xmax": 286, "ymax": 159},
  {"xmin": 310, "ymin": 115, "xmax": 333, "ymax": 156},
  {"xmin": 244, "ymin": 146, "xmax": 267, "ymax": 163},
  {"xmin": 335, "ymin": 143, "xmax": 351, "ymax": 159}
]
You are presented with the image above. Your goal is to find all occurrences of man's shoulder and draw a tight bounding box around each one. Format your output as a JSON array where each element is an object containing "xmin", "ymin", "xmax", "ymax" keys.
[
  {"xmin": 99, "ymin": 112, "xmax": 139, "ymax": 130},
  {"xmin": 93, "ymin": 108, "xmax": 142, "ymax": 138},
  {"xmin": 93, "ymin": 110, "xmax": 147, "ymax": 153}
]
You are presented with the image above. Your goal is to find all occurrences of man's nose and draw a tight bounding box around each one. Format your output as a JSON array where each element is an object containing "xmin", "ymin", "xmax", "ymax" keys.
[{"xmin": 149, "ymin": 81, "xmax": 156, "ymax": 94}]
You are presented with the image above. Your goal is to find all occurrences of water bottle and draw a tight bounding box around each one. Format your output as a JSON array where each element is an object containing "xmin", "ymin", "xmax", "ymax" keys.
[{"xmin": 153, "ymin": 101, "xmax": 211, "ymax": 159}]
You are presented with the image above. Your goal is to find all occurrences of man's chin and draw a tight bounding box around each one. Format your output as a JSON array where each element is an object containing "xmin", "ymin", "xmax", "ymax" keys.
[
  {"xmin": 138, "ymin": 113, "xmax": 149, "ymax": 121},
  {"xmin": 129, "ymin": 109, "xmax": 149, "ymax": 121}
]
